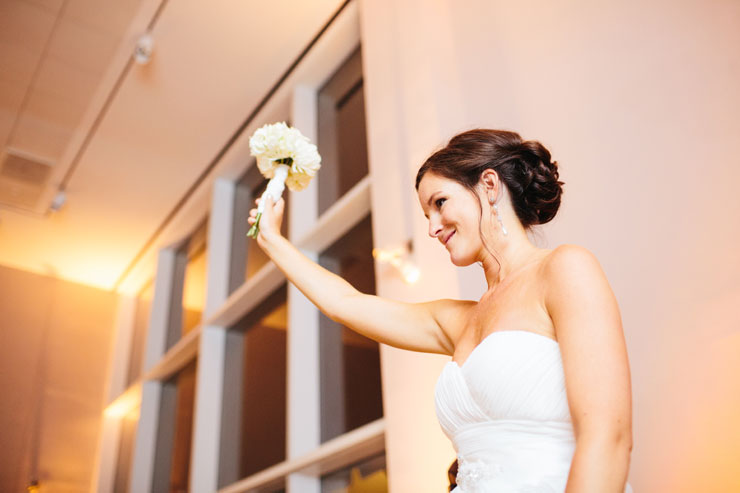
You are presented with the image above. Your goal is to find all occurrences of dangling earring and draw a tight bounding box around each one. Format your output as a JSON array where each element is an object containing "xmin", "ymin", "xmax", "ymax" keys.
[{"xmin": 490, "ymin": 197, "xmax": 508, "ymax": 236}]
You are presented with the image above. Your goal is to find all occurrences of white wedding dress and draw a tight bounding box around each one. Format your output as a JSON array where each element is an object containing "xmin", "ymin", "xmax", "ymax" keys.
[{"xmin": 435, "ymin": 330, "xmax": 633, "ymax": 492}]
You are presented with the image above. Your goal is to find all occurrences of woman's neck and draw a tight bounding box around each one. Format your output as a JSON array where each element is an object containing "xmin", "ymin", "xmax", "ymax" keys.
[{"xmin": 480, "ymin": 226, "xmax": 544, "ymax": 290}]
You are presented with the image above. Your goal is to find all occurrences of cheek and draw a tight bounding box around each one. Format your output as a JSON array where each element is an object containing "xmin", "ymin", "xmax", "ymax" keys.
[
  {"xmin": 448, "ymin": 206, "xmax": 479, "ymax": 234},
  {"xmin": 441, "ymin": 205, "xmax": 465, "ymax": 224}
]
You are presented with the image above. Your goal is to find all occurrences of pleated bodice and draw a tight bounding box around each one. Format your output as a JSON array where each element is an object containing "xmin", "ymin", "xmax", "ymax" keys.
[{"xmin": 434, "ymin": 330, "xmax": 633, "ymax": 493}]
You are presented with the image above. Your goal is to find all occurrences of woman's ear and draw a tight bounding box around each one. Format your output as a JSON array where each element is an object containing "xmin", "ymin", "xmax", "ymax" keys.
[{"xmin": 479, "ymin": 169, "xmax": 500, "ymax": 199}]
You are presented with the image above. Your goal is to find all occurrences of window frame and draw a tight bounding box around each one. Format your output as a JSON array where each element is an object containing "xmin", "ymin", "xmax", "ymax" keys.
[{"xmin": 100, "ymin": 3, "xmax": 386, "ymax": 492}]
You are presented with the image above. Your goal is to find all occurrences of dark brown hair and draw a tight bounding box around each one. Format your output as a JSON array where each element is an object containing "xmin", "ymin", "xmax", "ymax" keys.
[{"xmin": 415, "ymin": 129, "xmax": 564, "ymax": 229}]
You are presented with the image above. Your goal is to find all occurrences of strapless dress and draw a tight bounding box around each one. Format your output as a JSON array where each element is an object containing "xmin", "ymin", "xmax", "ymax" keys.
[{"xmin": 435, "ymin": 330, "xmax": 633, "ymax": 492}]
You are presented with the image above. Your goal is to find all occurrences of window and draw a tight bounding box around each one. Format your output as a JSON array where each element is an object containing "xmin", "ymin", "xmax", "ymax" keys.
[
  {"xmin": 319, "ymin": 214, "xmax": 382, "ymax": 442},
  {"xmin": 317, "ymin": 47, "xmax": 368, "ymax": 215},
  {"xmin": 102, "ymin": 6, "xmax": 383, "ymax": 492},
  {"xmin": 316, "ymin": 45, "xmax": 382, "ymax": 443},
  {"xmin": 166, "ymin": 359, "xmax": 198, "ymax": 493},
  {"xmin": 221, "ymin": 284, "xmax": 288, "ymax": 482},
  {"xmin": 239, "ymin": 287, "xmax": 287, "ymax": 477},
  {"xmin": 180, "ymin": 224, "xmax": 208, "ymax": 337}
]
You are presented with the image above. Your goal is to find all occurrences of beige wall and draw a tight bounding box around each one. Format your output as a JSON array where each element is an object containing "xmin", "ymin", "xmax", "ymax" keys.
[
  {"xmin": 0, "ymin": 264, "xmax": 117, "ymax": 492},
  {"xmin": 361, "ymin": 0, "xmax": 740, "ymax": 491}
]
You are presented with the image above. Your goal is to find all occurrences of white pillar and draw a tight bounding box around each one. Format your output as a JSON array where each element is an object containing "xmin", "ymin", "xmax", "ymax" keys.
[
  {"xmin": 130, "ymin": 249, "xmax": 186, "ymax": 493},
  {"xmin": 190, "ymin": 178, "xmax": 249, "ymax": 491},
  {"xmin": 286, "ymin": 84, "xmax": 322, "ymax": 493}
]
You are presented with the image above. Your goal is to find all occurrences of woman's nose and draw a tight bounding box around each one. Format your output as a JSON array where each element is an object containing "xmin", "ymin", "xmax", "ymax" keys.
[{"xmin": 428, "ymin": 219, "xmax": 442, "ymax": 238}]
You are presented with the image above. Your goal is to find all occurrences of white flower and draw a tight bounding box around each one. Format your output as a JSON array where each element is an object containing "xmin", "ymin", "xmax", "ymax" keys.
[{"xmin": 249, "ymin": 122, "xmax": 321, "ymax": 191}]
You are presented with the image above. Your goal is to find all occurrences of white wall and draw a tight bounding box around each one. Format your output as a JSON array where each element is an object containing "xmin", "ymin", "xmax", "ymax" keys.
[
  {"xmin": 361, "ymin": 0, "xmax": 740, "ymax": 491},
  {"xmin": 0, "ymin": 264, "xmax": 117, "ymax": 492}
]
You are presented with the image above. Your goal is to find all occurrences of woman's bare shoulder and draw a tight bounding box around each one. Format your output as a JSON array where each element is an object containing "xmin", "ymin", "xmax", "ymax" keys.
[
  {"xmin": 540, "ymin": 244, "xmax": 601, "ymax": 278},
  {"xmin": 539, "ymin": 243, "xmax": 612, "ymax": 313}
]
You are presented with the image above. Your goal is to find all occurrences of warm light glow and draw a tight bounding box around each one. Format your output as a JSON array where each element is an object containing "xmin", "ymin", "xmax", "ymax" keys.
[
  {"xmin": 182, "ymin": 248, "xmax": 207, "ymax": 312},
  {"xmin": 399, "ymin": 263, "xmax": 421, "ymax": 284},
  {"xmin": 372, "ymin": 244, "xmax": 420, "ymax": 285},
  {"xmin": 371, "ymin": 245, "xmax": 407, "ymax": 264},
  {"xmin": 346, "ymin": 467, "xmax": 388, "ymax": 492},
  {"xmin": 103, "ymin": 383, "xmax": 142, "ymax": 419}
]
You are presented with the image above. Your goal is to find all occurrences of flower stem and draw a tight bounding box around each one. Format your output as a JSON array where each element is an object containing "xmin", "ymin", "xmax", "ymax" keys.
[{"xmin": 247, "ymin": 212, "xmax": 262, "ymax": 239}]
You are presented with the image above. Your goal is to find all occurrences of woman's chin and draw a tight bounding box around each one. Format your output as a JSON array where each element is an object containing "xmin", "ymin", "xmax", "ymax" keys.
[{"xmin": 448, "ymin": 251, "xmax": 476, "ymax": 267}]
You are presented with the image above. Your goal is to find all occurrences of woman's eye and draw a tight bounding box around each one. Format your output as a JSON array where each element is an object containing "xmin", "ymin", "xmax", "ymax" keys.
[{"xmin": 435, "ymin": 198, "xmax": 446, "ymax": 208}]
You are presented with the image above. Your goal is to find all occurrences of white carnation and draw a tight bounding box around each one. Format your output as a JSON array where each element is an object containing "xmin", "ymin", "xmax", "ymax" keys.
[{"xmin": 249, "ymin": 122, "xmax": 322, "ymax": 191}]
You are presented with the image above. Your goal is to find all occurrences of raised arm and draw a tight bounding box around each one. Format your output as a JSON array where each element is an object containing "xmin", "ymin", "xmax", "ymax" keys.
[{"xmin": 248, "ymin": 196, "xmax": 470, "ymax": 354}]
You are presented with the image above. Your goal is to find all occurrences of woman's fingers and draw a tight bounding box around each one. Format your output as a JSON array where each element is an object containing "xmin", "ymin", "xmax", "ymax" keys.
[{"xmin": 248, "ymin": 195, "xmax": 284, "ymax": 238}]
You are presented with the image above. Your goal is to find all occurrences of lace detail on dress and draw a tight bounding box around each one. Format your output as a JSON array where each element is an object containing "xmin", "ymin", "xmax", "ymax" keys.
[{"xmin": 456, "ymin": 456, "xmax": 503, "ymax": 492}]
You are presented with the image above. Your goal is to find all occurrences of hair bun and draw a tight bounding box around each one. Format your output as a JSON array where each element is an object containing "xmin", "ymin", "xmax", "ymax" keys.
[{"xmin": 507, "ymin": 140, "xmax": 564, "ymax": 226}]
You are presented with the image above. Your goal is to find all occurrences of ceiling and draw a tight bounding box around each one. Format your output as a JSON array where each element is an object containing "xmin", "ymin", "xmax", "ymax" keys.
[{"xmin": 0, "ymin": 0, "xmax": 347, "ymax": 290}]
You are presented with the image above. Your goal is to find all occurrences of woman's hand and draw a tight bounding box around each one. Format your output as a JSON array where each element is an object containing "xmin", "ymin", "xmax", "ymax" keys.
[{"xmin": 248, "ymin": 195, "xmax": 285, "ymax": 246}]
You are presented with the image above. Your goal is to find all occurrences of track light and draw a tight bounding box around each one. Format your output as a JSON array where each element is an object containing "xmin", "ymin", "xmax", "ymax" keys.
[
  {"xmin": 134, "ymin": 33, "xmax": 154, "ymax": 64},
  {"xmin": 49, "ymin": 190, "xmax": 66, "ymax": 212}
]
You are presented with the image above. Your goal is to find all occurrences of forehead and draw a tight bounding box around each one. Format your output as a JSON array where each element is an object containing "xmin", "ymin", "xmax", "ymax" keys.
[{"xmin": 417, "ymin": 172, "xmax": 457, "ymax": 201}]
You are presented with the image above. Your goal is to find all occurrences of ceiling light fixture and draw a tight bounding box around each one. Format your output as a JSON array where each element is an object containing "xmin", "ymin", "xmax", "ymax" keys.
[
  {"xmin": 49, "ymin": 190, "xmax": 66, "ymax": 212},
  {"xmin": 133, "ymin": 33, "xmax": 154, "ymax": 64}
]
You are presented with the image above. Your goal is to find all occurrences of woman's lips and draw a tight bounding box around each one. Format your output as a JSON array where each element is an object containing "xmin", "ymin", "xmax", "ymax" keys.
[{"xmin": 444, "ymin": 231, "xmax": 455, "ymax": 245}]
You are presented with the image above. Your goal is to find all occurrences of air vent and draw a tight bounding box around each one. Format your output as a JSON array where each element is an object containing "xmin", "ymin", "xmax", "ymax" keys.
[{"xmin": 0, "ymin": 149, "xmax": 53, "ymax": 211}]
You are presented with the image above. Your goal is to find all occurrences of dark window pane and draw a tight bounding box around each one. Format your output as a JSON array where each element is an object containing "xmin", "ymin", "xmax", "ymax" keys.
[
  {"xmin": 168, "ymin": 359, "xmax": 197, "ymax": 493},
  {"xmin": 319, "ymin": 215, "xmax": 383, "ymax": 442},
  {"xmin": 321, "ymin": 453, "xmax": 388, "ymax": 493},
  {"xmin": 318, "ymin": 47, "xmax": 368, "ymax": 215},
  {"xmin": 231, "ymin": 285, "xmax": 288, "ymax": 478},
  {"xmin": 127, "ymin": 281, "xmax": 154, "ymax": 385}
]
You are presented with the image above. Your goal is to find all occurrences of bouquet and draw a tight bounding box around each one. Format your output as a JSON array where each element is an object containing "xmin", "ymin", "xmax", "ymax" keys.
[{"xmin": 247, "ymin": 122, "xmax": 321, "ymax": 238}]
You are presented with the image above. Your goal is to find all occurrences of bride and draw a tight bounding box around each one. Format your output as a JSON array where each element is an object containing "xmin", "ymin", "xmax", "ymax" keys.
[{"xmin": 248, "ymin": 128, "xmax": 633, "ymax": 492}]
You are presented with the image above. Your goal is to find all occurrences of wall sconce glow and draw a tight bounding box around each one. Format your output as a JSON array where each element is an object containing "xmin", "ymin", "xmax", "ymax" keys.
[
  {"xmin": 399, "ymin": 262, "xmax": 421, "ymax": 284},
  {"xmin": 372, "ymin": 243, "xmax": 420, "ymax": 284}
]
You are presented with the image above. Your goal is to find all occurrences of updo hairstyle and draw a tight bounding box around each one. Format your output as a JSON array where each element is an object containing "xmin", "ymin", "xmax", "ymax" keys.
[{"xmin": 415, "ymin": 129, "xmax": 564, "ymax": 228}]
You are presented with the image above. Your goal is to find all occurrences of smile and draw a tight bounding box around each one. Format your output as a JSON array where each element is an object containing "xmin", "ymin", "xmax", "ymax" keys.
[{"xmin": 444, "ymin": 231, "xmax": 455, "ymax": 245}]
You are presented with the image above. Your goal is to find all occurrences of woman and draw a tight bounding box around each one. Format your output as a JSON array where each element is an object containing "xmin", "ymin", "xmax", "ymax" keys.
[{"xmin": 249, "ymin": 129, "xmax": 633, "ymax": 492}]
